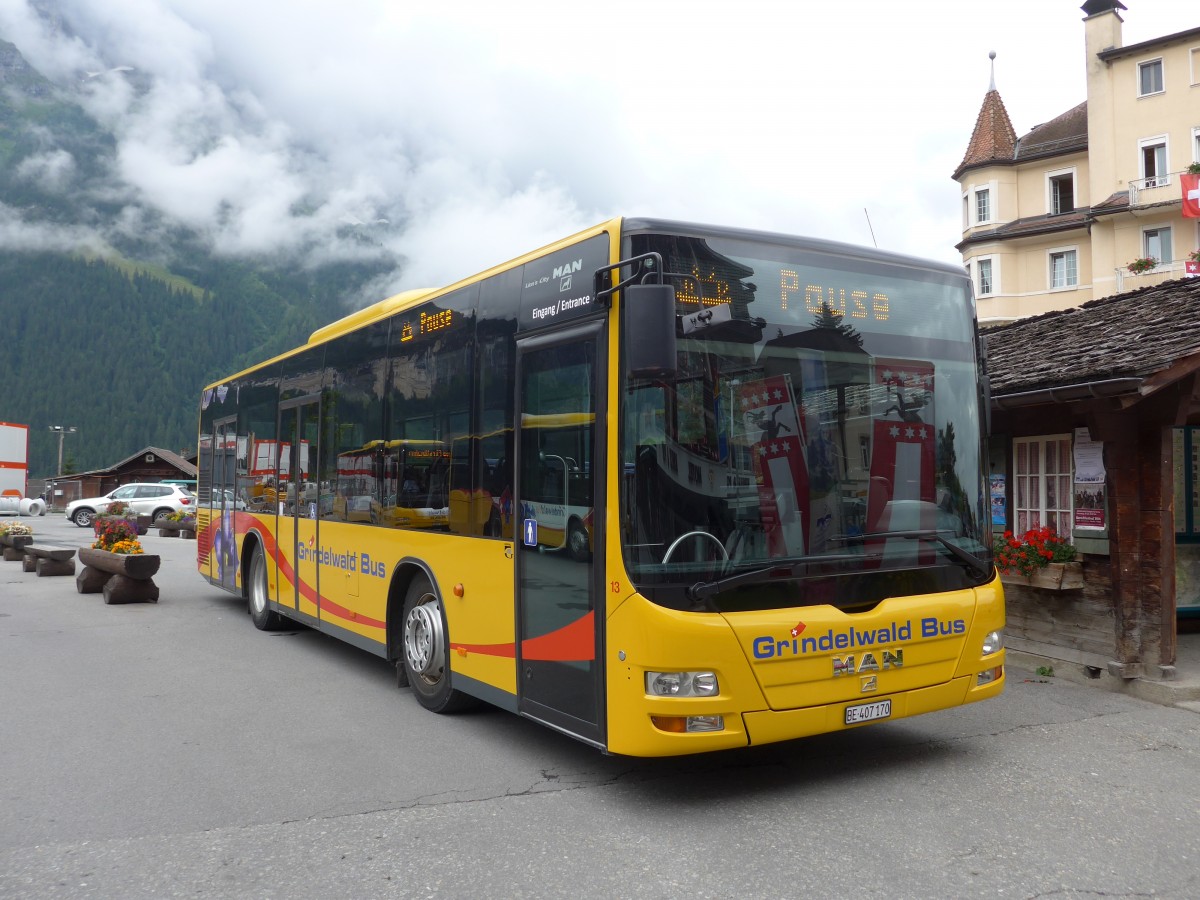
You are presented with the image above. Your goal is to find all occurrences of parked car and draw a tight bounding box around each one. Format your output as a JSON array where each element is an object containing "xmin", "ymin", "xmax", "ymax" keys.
[
  {"xmin": 65, "ymin": 483, "xmax": 195, "ymax": 528},
  {"xmin": 208, "ymin": 488, "xmax": 247, "ymax": 511}
]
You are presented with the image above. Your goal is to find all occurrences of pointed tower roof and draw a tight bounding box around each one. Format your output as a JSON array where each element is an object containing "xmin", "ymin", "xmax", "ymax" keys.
[{"xmin": 954, "ymin": 88, "xmax": 1017, "ymax": 180}]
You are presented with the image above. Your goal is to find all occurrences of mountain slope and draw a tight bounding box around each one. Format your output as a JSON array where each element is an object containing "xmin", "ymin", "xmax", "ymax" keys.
[{"xmin": 0, "ymin": 38, "xmax": 397, "ymax": 477}]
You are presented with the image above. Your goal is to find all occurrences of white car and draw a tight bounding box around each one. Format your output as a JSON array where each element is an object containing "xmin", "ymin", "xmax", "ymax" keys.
[
  {"xmin": 66, "ymin": 483, "xmax": 196, "ymax": 528},
  {"xmin": 208, "ymin": 488, "xmax": 247, "ymax": 511}
]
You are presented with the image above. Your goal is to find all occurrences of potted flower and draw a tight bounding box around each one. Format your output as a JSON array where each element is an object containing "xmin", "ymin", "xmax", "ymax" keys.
[
  {"xmin": 1126, "ymin": 257, "xmax": 1159, "ymax": 274},
  {"xmin": 92, "ymin": 517, "xmax": 144, "ymax": 554},
  {"xmin": 0, "ymin": 519, "xmax": 34, "ymax": 558},
  {"xmin": 157, "ymin": 506, "xmax": 198, "ymax": 539},
  {"xmin": 1188, "ymin": 162, "xmax": 1200, "ymax": 175},
  {"xmin": 993, "ymin": 526, "xmax": 1082, "ymax": 590},
  {"xmin": 0, "ymin": 520, "xmax": 33, "ymax": 538},
  {"xmin": 79, "ymin": 517, "xmax": 161, "ymax": 600}
]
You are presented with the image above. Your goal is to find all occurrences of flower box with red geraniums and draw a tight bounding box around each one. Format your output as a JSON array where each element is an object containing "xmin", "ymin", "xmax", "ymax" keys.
[{"xmin": 993, "ymin": 527, "xmax": 1082, "ymax": 591}]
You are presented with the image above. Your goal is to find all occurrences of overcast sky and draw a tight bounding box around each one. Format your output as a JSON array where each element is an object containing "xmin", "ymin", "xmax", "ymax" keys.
[{"xmin": 0, "ymin": 0, "xmax": 1196, "ymax": 303}]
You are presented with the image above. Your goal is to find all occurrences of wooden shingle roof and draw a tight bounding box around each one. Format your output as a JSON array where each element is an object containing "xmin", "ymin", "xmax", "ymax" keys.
[{"xmin": 986, "ymin": 277, "xmax": 1200, "ymax": 397}]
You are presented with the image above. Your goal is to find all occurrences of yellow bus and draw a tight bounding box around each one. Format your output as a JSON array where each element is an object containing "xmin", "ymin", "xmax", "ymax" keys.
[
  {"xmin": 196, "ymin": 217, "xmax": 1005, "ymax": 757},
  {"xmin": 334, "ymin": 439, "xmax": 451, "ymax": 528}
]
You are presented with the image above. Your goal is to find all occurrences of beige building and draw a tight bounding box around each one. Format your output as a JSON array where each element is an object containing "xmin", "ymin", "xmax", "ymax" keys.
[{"xmin": 955, "ymin": 0, "xmax": 1200, "ymax": 324}]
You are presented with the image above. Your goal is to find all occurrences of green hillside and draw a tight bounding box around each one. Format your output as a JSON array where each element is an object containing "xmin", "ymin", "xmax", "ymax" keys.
[
  {"xmin": 0, "ymin": 253, "xmax": 323, "ymax": 476},
  {"xmin": 0, "ymin": 38, "xmax": 398, "ymax": 478}
]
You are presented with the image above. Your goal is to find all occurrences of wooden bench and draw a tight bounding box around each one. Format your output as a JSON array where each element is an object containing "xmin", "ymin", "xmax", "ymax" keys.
[
  {"xmin": 154, "ymin": 519, "xmax": 197, "ymax": 540},
  {"xmin": 22, "ymin": 543, "xmax": 77, "ymax": 577},
  {"xmin": 77, "ymin": 547, "xmax": 161, "ymax": 604},
  {"xmin": 0, "ymin": 532, "xmax": 33, "ymax": 561}
]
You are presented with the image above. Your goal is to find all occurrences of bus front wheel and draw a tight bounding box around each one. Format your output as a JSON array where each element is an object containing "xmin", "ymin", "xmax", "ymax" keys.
[{"xmin": 401, "ymin": 576, "xmax": 475, "ymax": 713}]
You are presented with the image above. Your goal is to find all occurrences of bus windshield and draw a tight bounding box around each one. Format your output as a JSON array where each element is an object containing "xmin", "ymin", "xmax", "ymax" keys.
[{"xmin": 621, "ymin": 230, "xmax": 991, "ymax": 611}]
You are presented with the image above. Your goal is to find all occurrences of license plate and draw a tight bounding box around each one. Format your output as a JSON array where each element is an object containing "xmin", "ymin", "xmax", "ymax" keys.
[{"xmin": 844, "ymin": 699, "xmax": 892, "ymax": 726}]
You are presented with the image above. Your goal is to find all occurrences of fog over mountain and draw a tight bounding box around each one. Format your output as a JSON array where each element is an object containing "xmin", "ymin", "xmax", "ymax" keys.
[
  {"xmin": 0, "ymin": 0, "xmax": 605, "ymax": 305},
  {"xmin": 4, "ymin": 0, "xmax": 1197, "ymax": 297}
]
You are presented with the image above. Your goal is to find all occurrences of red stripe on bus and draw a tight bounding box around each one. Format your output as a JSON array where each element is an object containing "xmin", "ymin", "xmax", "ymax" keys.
[
  {"xmin": 202, "ymin": 515, "xmax": 385, "ymax": 632},
  {"xmin": 521, "ymin": 611, "xmax": 595, "ymax": 662},
  {"xmin": 450, "ymin": 611, "xmax": 596, "ymax": 662}
]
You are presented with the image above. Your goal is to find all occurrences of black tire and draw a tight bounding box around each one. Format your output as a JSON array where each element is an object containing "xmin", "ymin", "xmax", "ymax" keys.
[
  {"xmin": 73, "ymin": 508, "xmax": 95, "ymax": 528},
  {"xmin": 248, "ymin": 543, "xmax": 285, "ymax": 631},
  {"xmin": 151, "ymin": 507, "xmax": 172, "ymax": 523},
  {"xmin": 400, "ymin": 576, "xmax": 476, "ymax": 713},
  {"xmin": 567, "ymin": 519, "xmax": 591, "ymax": 562}
]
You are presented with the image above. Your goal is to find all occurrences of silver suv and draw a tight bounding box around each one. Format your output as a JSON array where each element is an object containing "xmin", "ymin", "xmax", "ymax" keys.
[{"xmin": 66, "ymin": 483, "xmax": 196, "ymax": 527}]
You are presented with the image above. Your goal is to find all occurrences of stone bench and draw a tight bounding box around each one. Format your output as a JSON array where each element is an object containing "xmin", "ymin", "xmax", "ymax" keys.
[
  {"xmin": 0, "ymin": 532, "xmax": 33, "ymax": 561},
  {"xmin": 77, "ymin": 547, "xmax": 161, "ymax": 604},
  {"xmin": 22, "ymin": 543, "xmax": 77, "ymax": 576}
]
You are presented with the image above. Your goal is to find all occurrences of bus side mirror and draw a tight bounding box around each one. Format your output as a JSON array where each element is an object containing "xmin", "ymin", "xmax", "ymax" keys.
[{"xmin": 625, "ymin": 284, "xmax": 678, "ymax": 378}]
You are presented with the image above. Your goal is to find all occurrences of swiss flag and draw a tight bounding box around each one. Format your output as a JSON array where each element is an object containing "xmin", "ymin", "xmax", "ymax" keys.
[{"xmin": 1182, "ymin": 173, "xmax": 1200, "ymax": 219}]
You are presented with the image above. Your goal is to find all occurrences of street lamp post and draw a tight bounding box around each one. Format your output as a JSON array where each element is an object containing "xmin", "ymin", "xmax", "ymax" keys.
[{"xmin": 49, "ymin": 425, "xmax": 77, "ymax": 477}]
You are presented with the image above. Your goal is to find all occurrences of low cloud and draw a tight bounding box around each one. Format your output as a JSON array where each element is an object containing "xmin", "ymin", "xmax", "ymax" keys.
[{"xmin": 1, "ymin": 0, "xmax": 1196, "ymax": 299}]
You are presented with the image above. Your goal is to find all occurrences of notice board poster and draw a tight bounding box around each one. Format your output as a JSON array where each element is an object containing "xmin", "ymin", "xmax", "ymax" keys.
[
  {"xmin": 990, "ymin": 474, "xmax": 1006, "ymax": 526},
  {"xmin": 1073, "ymin": 427, "xmax": 1106, "ymax": 530}
]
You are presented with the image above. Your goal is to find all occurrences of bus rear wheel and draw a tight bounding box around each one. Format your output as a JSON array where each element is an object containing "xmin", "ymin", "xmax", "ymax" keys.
[
  {"xmin": 248, "ymin": 544, "xmax": 284, "ymax": 631},
  {"xmin": 401, "ymin": 576, "xmax": 475, "ymax": 713}
]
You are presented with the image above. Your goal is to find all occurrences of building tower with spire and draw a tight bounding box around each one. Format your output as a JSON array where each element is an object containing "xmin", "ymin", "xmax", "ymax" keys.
[{"xmin": 953, "ymin": 1, "xmax": 1200, "ymax": 324}]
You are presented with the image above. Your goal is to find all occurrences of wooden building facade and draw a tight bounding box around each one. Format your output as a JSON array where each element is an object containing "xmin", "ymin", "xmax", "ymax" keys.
[
  {"xmin": 45, "ymin": 447, "xmax": 196, "ymax": 510},
  {"xmin": 987, "ymin": 275, "xmax": 1200, "ymax": 681}
]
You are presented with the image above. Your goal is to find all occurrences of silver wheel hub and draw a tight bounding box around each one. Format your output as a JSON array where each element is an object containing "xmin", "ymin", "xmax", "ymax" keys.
[
  {"xmin": 250, "ymin": 553, "xmax": 267, "ymax": 614},
  {"xmin": 404, "ymin": 595, "xmax": 445, "ymax": 683}
]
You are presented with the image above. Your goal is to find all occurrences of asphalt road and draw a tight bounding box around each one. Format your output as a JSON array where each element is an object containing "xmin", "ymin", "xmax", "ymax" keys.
[{"xmin": 2, "ymin": 513, "xmax": 1198, "ymax": 899}]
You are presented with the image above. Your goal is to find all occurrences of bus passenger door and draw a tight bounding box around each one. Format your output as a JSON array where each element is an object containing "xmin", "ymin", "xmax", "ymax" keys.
[
  {"xmin": 278, "ymin": 398, "xmax": 322, "ymax": 620},
  {"xmin": 515, "ymin": 324, "xmax": 604, "ymax": 746},
  {"xmin": 208, "ymin": 416, "xmax": 238, "ymax": 588}
]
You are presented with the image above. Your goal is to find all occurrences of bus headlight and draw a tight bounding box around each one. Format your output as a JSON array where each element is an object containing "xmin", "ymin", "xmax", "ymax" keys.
[
  {"xmin": 981, "ymin": 630, "xmax": 1004, "ymax": 656},
  {"xmin": 646, "ymin": 671, "xmax": 720, "ymax": 697}
]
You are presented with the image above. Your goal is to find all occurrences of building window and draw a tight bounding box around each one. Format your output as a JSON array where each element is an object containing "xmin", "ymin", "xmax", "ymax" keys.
[
  {"xmin": 1049, "ymin": 172, "xmax": 1074, "ymax": 215},
  {"xmin": 1049, "ymin": 249, "xmax": 1078, "ymax": 288},
  {"xmin": 975, "ymin": 188, "xmax": 991, "ymax": 224},
  {"xmin": 977, "ymin": 258, "xmax": 993, "ymax": 296},
  {"xmin": 1143, "ymin": 227, "xmax": 1172, "ymax": 265},
  {"xmin": 1140, "ymin": 138, "xmax": 1169, "ymax": 187},
  {"xmin": 1014, "ymin": 435, "xmax": 1073, "ymax": 537},
  {"xmin": 1138, "ymin": 58, "xmax": 1164, "ymax": 96}
]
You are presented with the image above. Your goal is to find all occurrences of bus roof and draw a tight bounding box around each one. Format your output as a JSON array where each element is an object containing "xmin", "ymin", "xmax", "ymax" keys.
[
  {"xmin": 205, "ymin": 214, "xmax": 966, "ymax": 391},
  {"xmin": 205, "ymin": 217, "xmax": 622, "ymax": 390},
  {"xmin": 621, "ymin": 217, "xmax": 971, "ymax": 281},
  {"xmin": 306, "ymin": 217, "xmax": 626, "ymax": 348}
]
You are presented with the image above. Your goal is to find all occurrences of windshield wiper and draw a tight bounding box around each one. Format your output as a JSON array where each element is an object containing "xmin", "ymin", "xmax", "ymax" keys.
[
  {"xmin": 687, "ymin": 531, "xmax": 992, "ymax": 602},
  {"xmin": 845, "ymin": 529, "xmax": 992, "ymax": 580},
  {"xmin": 687, "ymin": 552, "xmax": 864, "ymax": 603}
]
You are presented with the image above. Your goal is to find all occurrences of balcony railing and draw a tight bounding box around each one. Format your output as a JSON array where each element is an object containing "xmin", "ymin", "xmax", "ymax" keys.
[
  {"xmin": 1114, "ymin": 258, "xmax": 1197, "ymax": 292},
  {"xmin": 1128, "ymin": 168, "xmax": 1192, "ymax": 206}
]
